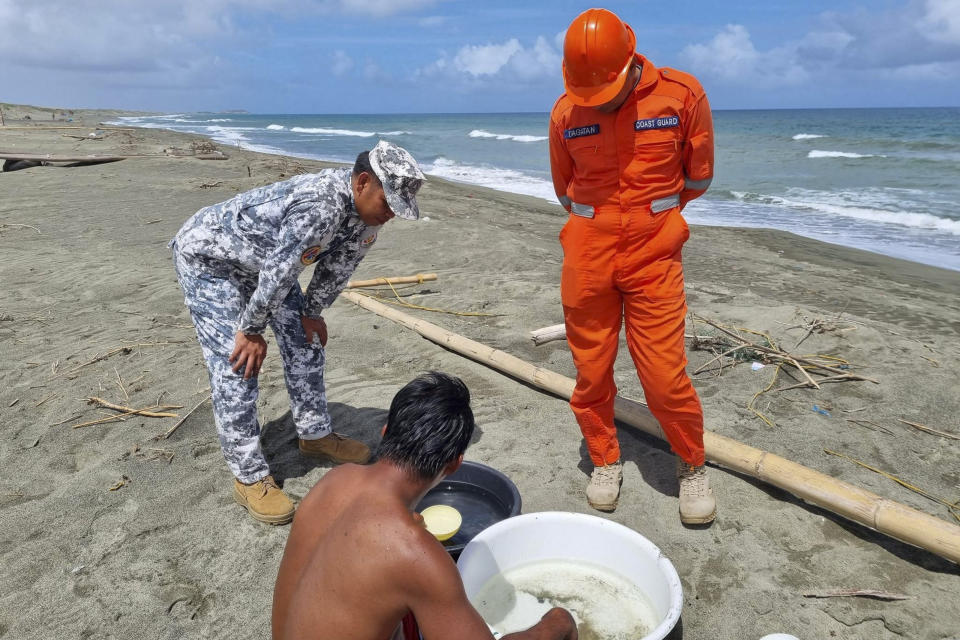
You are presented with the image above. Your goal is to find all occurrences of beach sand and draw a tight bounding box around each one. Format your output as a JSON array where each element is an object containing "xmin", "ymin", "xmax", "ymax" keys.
[{"xmin": 1, "ymin": 104, "xmax": 958, "ymax": 639}]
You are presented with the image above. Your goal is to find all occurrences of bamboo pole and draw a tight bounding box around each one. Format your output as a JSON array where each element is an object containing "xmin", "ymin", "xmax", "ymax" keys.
[
  {"xmin": 347, "ymin": 273, "xmax": 437, "ymax": 288},
  {"xmin": 530, "ymin": 323, "xmax": 567, "ymax": 346},
  {"xmin": 341, "ymin": 290, "xmax": 960, "ymax": 565}
]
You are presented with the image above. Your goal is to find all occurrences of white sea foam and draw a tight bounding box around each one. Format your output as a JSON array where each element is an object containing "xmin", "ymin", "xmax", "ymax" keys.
[
  {"xmin": 469, "ymin": 129, "xmax": 548, "ymax": 143},
  {"xmin": 425, "ymin": 157, "xmax": 557, "ymax": 203},
  {"xmin": 730, "ymin": 190, "xmax": 960, "ymax": 235},
  {"xmin": 290, "ymin": 127, "xmax": 410, "ymax": 137},
  {"xmin": 792, "ymin": 133, "xmax": 827, "ymax": 140},
  {"xmin": 808, "ymin": 150, "xmax": 885, "ymax": 159},
  {"xmin": 266, "ymin": 124, "xmax": 286, "ymax": 130},
  {"xmin": 206, "ymin": 118, "xmax": 233, "ymax": 122}
]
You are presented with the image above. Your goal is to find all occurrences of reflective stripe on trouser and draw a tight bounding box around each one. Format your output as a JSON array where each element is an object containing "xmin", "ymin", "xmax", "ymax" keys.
[
  {"xmin": 173, "ymin": 253, "xmax": 331, "ymax": 483},
  {"xmin": 560, "ymin": 206, "xmax": 705, "ymax": 467}
]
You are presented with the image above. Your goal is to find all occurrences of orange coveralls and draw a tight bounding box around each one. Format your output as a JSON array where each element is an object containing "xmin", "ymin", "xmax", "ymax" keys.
[{"xmin": 549, "ymin": 54, "xmax": 714, "ymax": 467}]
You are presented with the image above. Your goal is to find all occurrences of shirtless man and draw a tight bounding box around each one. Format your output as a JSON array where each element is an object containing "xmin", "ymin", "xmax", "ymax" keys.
[{"xmin": 273, "ymin": 371, "xmax": 577, "ymax": 640}]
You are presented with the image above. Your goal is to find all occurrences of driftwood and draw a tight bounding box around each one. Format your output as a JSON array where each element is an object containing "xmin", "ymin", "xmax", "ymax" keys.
[
  {"xmin": 0, "ymin": 151, "xmax": 227, "ymax": 162},
  {"xmin": 530, "ymin": 323, "xmax": 567, "ymax": 346},
  {"xmin": 155, "ymin": 396, "xmax": 210, "ymax": 440},
  {"xmin": 340, "ymin": 290, "xmax": 960, "ymax": 565},
  {"xmin": 347, "ymin": 273, "xmax": 437, "ymax": 288},
  {"xmin": 802, "ymin": 589, "xmax": 913, "ymax": 601}
]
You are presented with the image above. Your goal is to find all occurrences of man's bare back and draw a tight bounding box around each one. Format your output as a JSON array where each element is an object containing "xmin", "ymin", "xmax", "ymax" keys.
[{"xmin": 272, "ymin": 372, "xmax": 576, "ymax": 640}]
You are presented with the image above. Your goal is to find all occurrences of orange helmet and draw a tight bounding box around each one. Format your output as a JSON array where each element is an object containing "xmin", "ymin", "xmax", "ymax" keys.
[{"xmin": 562, "ymin": 8, "xmax": 636, "ymax": 107}]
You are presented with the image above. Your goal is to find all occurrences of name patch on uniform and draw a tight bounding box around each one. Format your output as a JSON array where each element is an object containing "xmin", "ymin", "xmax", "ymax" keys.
[
  {"xmin": 634, "ymin": 116, "xmax": 679, "ymax": 131},
  {"xmin": 360, "ymin": 233, "xmax": 377, "ymax": 248},
  {"xmin": 300, "ymin": 245, "xmax": 325, "ymax": 265},
  {"xmin": 564, "ymin": 124, "xmax": 600, "ymax": 139}
]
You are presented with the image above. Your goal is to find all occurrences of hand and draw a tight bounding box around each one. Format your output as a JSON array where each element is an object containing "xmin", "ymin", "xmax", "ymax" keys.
[
  {"xmin": 301, "ymin": 315, "xmax": 328, "ymax": 347},
  {"xmin": 229, "ymin": 331, "xmax": 267, "ymax": 380}
]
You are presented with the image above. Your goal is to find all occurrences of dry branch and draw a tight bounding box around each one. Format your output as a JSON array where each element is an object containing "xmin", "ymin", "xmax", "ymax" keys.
[
  {"xmin": 802, "ymin": 589, "xmax": 912, "ymax": 601},
  {"xmin": 347, "ymin": 273, "xmax": 437, "ymax": 288},
  {"xmin": 897, "ymin": 418, "xmax": 960, "ymax": 441},
  {"xmin": 155, "ymin": 396, "xmax": 210, "ymax": 440},
  {"xmin": 87, "ymin": 397, "xmax": 181, "ymax": 418}
]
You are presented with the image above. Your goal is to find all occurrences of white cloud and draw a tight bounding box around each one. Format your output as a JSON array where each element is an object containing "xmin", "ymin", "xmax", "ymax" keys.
[
  {"xmin": 680, "ymin": 25, "xmax": 808, "ymax": 87},
  {"xmin": 417, "ymin": 35, "xmax": 561, "ymax": 86},
  {"xmin": 453, "ymin": 39, "xmax": 523, "ymax": 76},
  {"xmin": 332, "ymin": 0, "xmax": 440, "ymax": 18},
  {"xmin": 918, "ymin": 0, "xmax": 960, "ymax": 45},
  {"xmin": 331, "ymin": 50, "xmax": 354, "ymax": 76},
  {"xmin": 418, "ymin": 15, "xmax": 448, "ymax": 28}
]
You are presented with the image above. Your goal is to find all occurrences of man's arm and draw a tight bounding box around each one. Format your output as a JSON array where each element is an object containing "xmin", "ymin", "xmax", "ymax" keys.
[
  {"xmin": 679, "ymin": 90, "xmax": 714, "ymax": 209},
  {"xmin": 548, "ymin": 116, "xmax": 574, "ymax": 212},
  {"xmin": 301, "ymin": 227, "xmax": 371, "ymax": 318},
  {"xmin": 237, "ymin": 200, "xmax": 334, "ymax": 335},
  {"xmin": 408, "ymin": 539, "xmax": 577, "ymax": 640}
]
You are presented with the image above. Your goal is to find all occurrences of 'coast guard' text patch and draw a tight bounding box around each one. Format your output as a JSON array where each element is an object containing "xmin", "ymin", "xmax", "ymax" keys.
[
  {"xmin": 564, "ymin": 124, "xmax": 600, "ymax": 139},
  {"xmin": 634, "ymin": 116, "xmax": 679, "ymax": 131},
  {"xmin": 301, "ymin": 245, "xmax": 325, "ymax": 265}
]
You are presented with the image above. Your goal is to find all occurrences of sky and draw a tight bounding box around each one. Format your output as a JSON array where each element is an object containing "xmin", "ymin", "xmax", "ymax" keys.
[{"xmin": 1, "ymin": 0, "xmax": 959, "ymax": 113}]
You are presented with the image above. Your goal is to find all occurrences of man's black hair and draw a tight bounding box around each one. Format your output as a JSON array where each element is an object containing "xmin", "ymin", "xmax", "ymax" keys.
[
  {"xmin": 353, "ymin": 150, "xmax": 381, "ymax": 184},
  {"xmin": 376, "ymin": 371, "xmax": 475, "ymax": 479}
]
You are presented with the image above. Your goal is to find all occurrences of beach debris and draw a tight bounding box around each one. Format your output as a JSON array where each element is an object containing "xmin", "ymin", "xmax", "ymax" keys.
[
  {"xmin": 530, "ymin": 323, "xmax": 567, "ymax": 346},
  {"xmin": 346, "ymin": 273, "xmax": 437, "ymax": 289},
  {"xmin": 845, "ymin": 419, "xmax": 896, "ymax": 436},
  {"xmin": 347, "ymin": 274, "xmax": 499, "ymax": 317},
  {"xmin": 751, "ymin": 361, "xmax": 765, "ymax": 371},
  {"xmin": 342, "ymin": 290, "xmax": 960, "ymax": 564},
  {"xmin": 8, "ymin": 398, "xmax": 19, "ymax": 407},
  {"xmin": 802, "ymin": 589, "xmax": 913, "ymax": 601},
  {"xmin": 198, "ymin": 181, "xmax": 223, "ymax": 189},
  {"xmin": 72, "ymin": 398, "xmax": 182, "ymax": 429},
  {"xmin": 155, "ymin": 395, "xmax": 210, "ymax": 440},
  {"xmin": 108, "ymin": 476, "xmax": 130, "ymax": 491},
  {"xmin": 897, "ymin": 418, "xmax": 960, "ymax": 441},
  {"xmin": 52, "ymin": 340, "xmax": 185, "ymax": 380},
  {"xmin": 812, "ymin": 405, "xmax": 831, "ymax": 417}
]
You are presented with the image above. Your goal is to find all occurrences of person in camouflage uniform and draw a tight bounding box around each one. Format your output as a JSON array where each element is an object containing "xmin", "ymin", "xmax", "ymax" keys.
[{"xmin": 170, "ymin": 140, "xmax": 425, "ymax": 524}]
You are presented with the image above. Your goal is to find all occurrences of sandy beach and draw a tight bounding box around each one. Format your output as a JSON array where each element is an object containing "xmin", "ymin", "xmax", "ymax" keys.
[{"xmin": 1, "ymin": 103, "xmax": 958, "ymax": 639}]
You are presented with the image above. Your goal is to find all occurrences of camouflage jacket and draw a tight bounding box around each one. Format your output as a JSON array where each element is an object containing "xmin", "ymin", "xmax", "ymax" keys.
[{"xmin": 171, "ymin": 168, "xmax": 378, "ymax": 334}]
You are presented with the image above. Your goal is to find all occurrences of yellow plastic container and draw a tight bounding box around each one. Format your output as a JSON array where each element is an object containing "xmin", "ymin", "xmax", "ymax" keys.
[{"xmin": 421, "ymin": 505, "xmax": 462, "ymax": 541}]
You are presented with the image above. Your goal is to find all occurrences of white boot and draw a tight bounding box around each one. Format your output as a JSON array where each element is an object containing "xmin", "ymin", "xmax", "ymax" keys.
[{"xmin": 586, "ymin": 461, "xmax": 622, "ymax": 512}]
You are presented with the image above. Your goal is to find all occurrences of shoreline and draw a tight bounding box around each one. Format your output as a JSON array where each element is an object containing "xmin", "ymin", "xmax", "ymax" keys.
[
  {"xmin": 1, "ymin": 104, "xmax": 958, "ymax": 639},
  {"xmin": 97, "ymin": 107, "xmax": 960, "ymax": 274}
]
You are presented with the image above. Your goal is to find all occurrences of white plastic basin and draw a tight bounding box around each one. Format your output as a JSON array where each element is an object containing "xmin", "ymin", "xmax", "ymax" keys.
[{"xmin": 457, "ymin": 512, "xmax": 683, "ymax": 640}]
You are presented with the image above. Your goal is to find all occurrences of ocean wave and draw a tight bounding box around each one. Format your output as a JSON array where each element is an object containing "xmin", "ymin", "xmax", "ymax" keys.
[
  {"xmin": 792, "ymin": 133, "xmax": 827, "ymax": 140},
  {"xmin": 424, "ymin": 157, "xmax": 557, "ymax": 203},
  {"xmin": 469, "ymin": 129, "xmax": 548, "ymax": 143},
  {"xmin": 290, "ymin": 127, "xmax": 411, "ymax": 137},
  {"xmin": 730, "ymin": 190, "xmax": 960, "ymax": 235},
  {"xmin": 808, "ymin": 150, "xmax": 885, "ymax": 159},
  {"xmin": 206, "ymin": 118, "xmax": 233, "ymax": 122},
  {"xmin": 267, "ymin": 124, "xmax": 286, "ymax": 130}
]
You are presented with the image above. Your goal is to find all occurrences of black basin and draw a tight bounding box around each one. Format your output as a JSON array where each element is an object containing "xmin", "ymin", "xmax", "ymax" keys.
[{"xmin": 416, "ymin": 460, "xmax": 521, "ymax": 559}]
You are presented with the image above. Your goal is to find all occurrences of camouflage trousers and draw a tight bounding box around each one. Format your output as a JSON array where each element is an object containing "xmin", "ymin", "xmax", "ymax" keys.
[{"xmin": 173, "ymin": 250, "xmax": 331, "ymax": 483}]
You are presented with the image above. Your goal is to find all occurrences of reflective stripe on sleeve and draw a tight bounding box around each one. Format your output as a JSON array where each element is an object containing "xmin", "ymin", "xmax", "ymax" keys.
[
  {"xmin": 558, "ymin": 195, "xmax": 572, "ymax": 209},
  {"xmin": 651, "ymin": 194, "xmax": 680, "ymax": 213},
  {"xmin": 684, "ymin": 177, "xmax": 712, "ymax": 191}
]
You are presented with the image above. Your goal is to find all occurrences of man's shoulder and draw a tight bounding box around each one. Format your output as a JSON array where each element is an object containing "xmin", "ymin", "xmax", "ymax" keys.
[
  {"xmin": 550, "ymin": 94, "xmax": 576, "ymax": 124},
  {"xmin": 657, "ymin": 67, "xmax": 706, "ymax": 98}
]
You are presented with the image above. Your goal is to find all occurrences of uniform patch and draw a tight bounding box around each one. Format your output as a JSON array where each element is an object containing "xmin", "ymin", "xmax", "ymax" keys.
[
  {"xmin": 300, "ymin": 245, "xmax": 324, "ymax": 265},
  {"xmin": 564, "ymin": 124, "xmax": 600, "ymax": 139},
  {"xmin": 360, "ymin": 233, "xmax": 377, "ymax": 248},
  {"xmin": 634, "ymin": 116, "xmax": 679, "ymax": 131}
]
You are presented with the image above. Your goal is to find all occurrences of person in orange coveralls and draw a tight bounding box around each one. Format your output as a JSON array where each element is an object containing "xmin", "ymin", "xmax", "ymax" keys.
[{"xmin": 549, "ymin": 7, "xmax": 716, "ymax": 522}]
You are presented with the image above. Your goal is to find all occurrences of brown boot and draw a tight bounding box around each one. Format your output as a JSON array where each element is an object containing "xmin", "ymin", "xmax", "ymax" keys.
[
  {"xmin": 299, "ymin": 433, "xmax": 371, "ymax": 464},
  {"xmin": 233, "ymin": 475, "xmax": 295, "ymax": 525},
  {"xmin": 678, "ymin": 460, "xmax": 716, "ymax": 524},
  {"xmin": 586, "ymin": 461, "xmax": 622, "ymax": 512}
]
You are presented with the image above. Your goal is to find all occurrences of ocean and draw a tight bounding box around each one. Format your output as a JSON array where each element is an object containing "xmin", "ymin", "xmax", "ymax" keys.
[{"xmin": 110, "ymin": 108, "xmax": 960, "ymax": 272}]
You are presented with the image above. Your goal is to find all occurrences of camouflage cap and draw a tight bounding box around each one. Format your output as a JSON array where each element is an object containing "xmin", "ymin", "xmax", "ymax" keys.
[{"xmin": 368, "ymin": 140, "xmax": 426, "ymax": 220}]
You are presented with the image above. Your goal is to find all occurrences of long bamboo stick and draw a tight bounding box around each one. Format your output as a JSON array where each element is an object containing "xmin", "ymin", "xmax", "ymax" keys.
[
  {"xmin": 347, "ymin": 273, "xmax": 437, "ymax": 288},
  {"xmin": 341, "ymin": 290, "xmax": 960, "ymax": 565}
]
